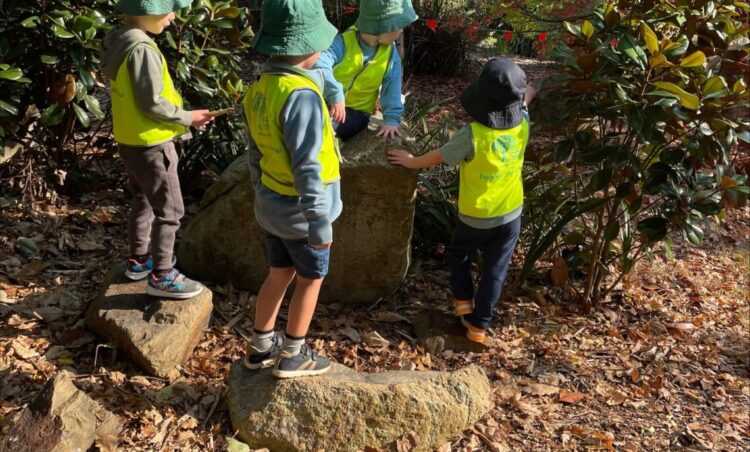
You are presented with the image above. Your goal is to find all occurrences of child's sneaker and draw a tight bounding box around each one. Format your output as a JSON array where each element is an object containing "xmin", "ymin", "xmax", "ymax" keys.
[
  {"xmin": 125, "ymin": 255, "xmax": 177, "ymax": 281},
  {"xmin": 243, "ymin": 333, "xmax": 283, "ymax": 370},
  {"xmin": 460, "ymin": 316, "xmax": 486, "ymax": 344},
  {"xmin": 454, "ymin": 299, "xmax": 473, "ymax": 316},
  {"xmin": 272, "ymin": 344, "xmax": 331, "ymax": 379},
  {"xmin": 146, "ymin": 268, "xmax": 203, "ymax": 299}
]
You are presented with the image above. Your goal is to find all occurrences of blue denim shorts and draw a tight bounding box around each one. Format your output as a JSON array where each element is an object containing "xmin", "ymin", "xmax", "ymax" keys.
[{"xmin": 264, "ymin": 232, "xmax": 330, "ymax": 280}]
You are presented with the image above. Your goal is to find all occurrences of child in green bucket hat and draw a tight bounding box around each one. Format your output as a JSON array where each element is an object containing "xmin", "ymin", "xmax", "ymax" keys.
[
  {"xmin": 100, "ymin": 0, "xmax": 213, "ymax": 299},
  {"xmin": 241, "ymin": 0, "xmax": 341, "ymax": 379},
  {"xmin": 314, "ymin": 0, "xmax": 418, "ymax": 140}
]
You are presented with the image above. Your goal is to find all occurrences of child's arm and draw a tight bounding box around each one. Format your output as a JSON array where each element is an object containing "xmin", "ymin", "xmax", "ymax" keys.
[
  {"xmin": 387, "ymin": 149, "xmax": 444, "ymax": 169},
  {"xmin": 389, "ymin": 125, "xmax": 473, "ymax": 169},
  {"xmin": 524, "ymin": 80, "xmax": 542, "ymax": 106},
  {"xmin": 376, "ymin": 49, "xmax": 404, "ymax": 139},
  {"xmin": 282, "ymin": 90, "xmax": 333, "ymax": 248},
  {"xmin": 128, "ymin": 44, "xmax": 213, "ymax": 128},
  {"xmin": 313, "ymin": 35, "xmax": 347, "ymax": 124}
]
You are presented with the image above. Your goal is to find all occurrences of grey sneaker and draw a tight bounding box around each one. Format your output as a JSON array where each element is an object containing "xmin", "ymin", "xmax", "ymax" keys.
[
  {"xmin": 272, "ymin": 344, "xmax": 331, "ymax": 379},
  {"xmin": 243, "ymin": 333, "xmax": 283, "ymax": 370},
  {"xmin": 146, "ymin": 268, "xmax": 204, "ymax": 299}
]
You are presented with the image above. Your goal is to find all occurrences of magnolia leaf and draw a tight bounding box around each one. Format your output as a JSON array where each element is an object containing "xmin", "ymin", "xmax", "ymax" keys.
[
  {"xmin": 734, "ymin": 78, "xmax": 747, "ymax": 95},
  {"xmin": 702, "ymin": 75, "xmax": 729, "ymax": 98},
  {"xmin": 559, "ymin": 391, "xmax": 586, "ymax": 405},
  {"xmin": 617, "ymin": 34, "xmax": 647, "ymax": 70},
  {"xmin": 649, "ymin": 53, "xmax": 674, "ymax": 68},
  {"xmin": 640, "ymin": 21, "xmax": 659, "ymax": 54},
  {"xmin": 563, "ymin": 21, "xmax": 581, "ymax": 38},
  {"xmin": 523, "ymin": 383, "xmax": 560, "ymax": 396},
  {"xmin": 581, "ymin": 20, "xmax": 594, "ymax": 39},
  {"xmin": 653, "ymin": 82, "xmax": 700, "ymax": 109},
  {"xmin": 71, "ymin": 102, "xmax": 90, "ymax": 128},
  {"xmin": 680, "ymin": 50, "xmax": 706, "ymax": 68}
]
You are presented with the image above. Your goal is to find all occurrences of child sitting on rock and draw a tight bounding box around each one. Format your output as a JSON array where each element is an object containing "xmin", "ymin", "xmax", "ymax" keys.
[
  {"xmin": 388, "ymin": 58, "xmax": 537, "ymax": 344},
  {"xmin": 241, "ymin": 0, "xmax": 341, "ymax": 378},
  {"xmin": 101, "ymin": 0, "xmax": 212, "ymax": 298},
  {"xmin": 314, "ymin": 0, "xmax": 418, "ymax": 139}
]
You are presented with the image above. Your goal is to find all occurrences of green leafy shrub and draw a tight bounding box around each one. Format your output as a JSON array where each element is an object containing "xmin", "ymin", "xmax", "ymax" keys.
[{"xmin": 522, "ymin": 0, "xmax": 749, "ymax": 306}]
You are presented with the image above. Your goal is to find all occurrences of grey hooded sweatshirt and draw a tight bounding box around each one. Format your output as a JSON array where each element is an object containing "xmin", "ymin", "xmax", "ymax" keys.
[{"xmin": 100, "ymin": 27, "xmax": 192, "ymax": 130}]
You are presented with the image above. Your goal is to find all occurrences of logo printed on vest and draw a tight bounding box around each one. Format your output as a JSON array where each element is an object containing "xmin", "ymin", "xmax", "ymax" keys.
[{"xmin": 490, "ymin": 135, "xmax": 520, "ymax": 162}]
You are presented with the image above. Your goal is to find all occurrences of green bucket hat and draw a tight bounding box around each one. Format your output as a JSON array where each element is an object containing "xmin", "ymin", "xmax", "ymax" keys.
[
  {"xmin": 253, "ymin": 0, "xmax": 338, "ymax": 56},
  {"xmin": 115, "ymin": 0, "xmax": 191, "ymax": 16},
  {"xmin": 355, "ymin": 0, "xmax": 418, "ymax": 35}
]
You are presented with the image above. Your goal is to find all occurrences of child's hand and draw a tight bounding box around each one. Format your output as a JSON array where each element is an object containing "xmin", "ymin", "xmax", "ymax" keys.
[
  {"xmin": 387, "ymin": 149, "xmax": 416, "ymax": 168},
  {"xmin": 377, "ymin": 125, "xmax": 401, "ymax": 139},
  {"xmin": 311, "ymin": 243, "xmax": 332, "ymax": 250},
  {"xmin": 331, "ymin": 102, "xmax": 346, "ymax": 124},
  {"xmin": 191, "ymin": 110, "xmax": 214, "ymax": 129}
]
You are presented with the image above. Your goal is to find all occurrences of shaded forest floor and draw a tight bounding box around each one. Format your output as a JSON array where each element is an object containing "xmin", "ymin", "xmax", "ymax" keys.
[{"xmin": 1, "ymin": 66, "xmax": 748, "ymax": 451}]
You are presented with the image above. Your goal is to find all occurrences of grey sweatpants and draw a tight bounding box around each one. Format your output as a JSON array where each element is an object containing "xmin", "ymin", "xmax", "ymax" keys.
[{"xmin": 119, "ymin": 141, "xmax": 184, "ymax": 271}]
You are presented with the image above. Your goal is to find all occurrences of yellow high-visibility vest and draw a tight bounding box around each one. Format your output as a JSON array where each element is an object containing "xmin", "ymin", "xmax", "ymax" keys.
[
  {"xmin": 333, "ymin": 28, "xmax": 392, "ymax": 114},
  {"xmin": 458, "ymin": 119, "xmax": 530, "ymax": 218},
  {"xmin": 243, "ymin": 72, "xmax": 340, "ymax": 196},
  {"xmin": 110, "ymin": 42, "xmax": 187, "ymax": 146}
]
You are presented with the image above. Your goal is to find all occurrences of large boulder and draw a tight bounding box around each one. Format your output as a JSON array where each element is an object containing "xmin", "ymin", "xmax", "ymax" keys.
[
  {"xmin": 177, "ymin": 126, "xmax": 419, "ymax": 304},
  {"xmin": 85, "ymin": 265, "xmax": 213, "ymax": 380},
  {"xmin": 1, "ymin": 373, "xmax": 121, "ymax": 452},
  {"xmin": 227, "ymin": 362, "xmax": 491, "ymax": 451}
]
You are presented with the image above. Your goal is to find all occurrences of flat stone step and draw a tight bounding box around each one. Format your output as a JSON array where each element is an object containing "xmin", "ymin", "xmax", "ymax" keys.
[
  {"xmin": 227, "ymin": 360, "xmax": 491, "ymax": 451},
  {"xmin": 85, "ymin": 265, "xmax": 213, "ymax": 380}
]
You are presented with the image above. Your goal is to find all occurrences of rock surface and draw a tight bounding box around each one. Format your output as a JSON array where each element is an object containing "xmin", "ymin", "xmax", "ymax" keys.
[
  {"xmin": 227, "ymin": 361, "xmax": 491, "ymax": 451},
  {"xmin": 177, "ymin": 125, "xmax": 419, "ymax": 304},
  {"xmin": 1, "ymin": 373, "xmax": 121, "ymax": 452},
  {"xmin": 85, "ymin": 265, "xmax": 213, "ymax": 379},
  {"xmin": 414, "ymin": 309, "xmax": 489, "ymax": 354}
]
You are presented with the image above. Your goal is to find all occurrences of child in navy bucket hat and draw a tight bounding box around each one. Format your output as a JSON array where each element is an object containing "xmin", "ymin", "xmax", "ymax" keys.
[{"xmin": 389, "ymin": 58, "xmax": 538, "ymax": 344}]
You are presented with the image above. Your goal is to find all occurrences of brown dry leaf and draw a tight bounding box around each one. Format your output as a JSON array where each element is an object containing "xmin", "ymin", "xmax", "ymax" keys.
[
  {"xmin": 558, "ymin": 390, "xmax": 586, "ymax": 405},
  {"xmin": 522, "ymin": 383, "xmax": 560, "ymax": 396},
  {"xmin": 374, "ymin": 311, "xmax": 410, "ymax": 323},
  {"xmin": 510, "ymin": 394, "xmax": 541, "ymax": 417},
  {"xmin": 550, "ymin": 256, "xmax": 568, "ymax": 287},
  {"xmin": 94, "ymin": 434, "xmax": 120, "ymax": 452},
  {"xmin": 395, "ymin": 431, "xmax": 419, "ymax": 452},
  {"xmin": 77, "ymin": 239, "xmax": 105, "ymax": 251},
  {"xmin": 664, "ymin": 322, "xmax": 696, "ymax": 334},
  {"xmin": 606, "ymin": 390, "xmax": 628, "ymax": 406},
  {"xmin": 12, "ymin": 340, "xmax": 38, "ymax": 359},
  {"xmin": 363, "ymin": 330, "xmax": 390, "ymax": 347}
]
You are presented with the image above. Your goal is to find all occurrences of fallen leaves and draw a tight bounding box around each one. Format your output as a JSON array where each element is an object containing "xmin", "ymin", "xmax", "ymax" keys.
[{"xmin": 558, "ymin": 390, "xmax": 586, "ymax": 405}]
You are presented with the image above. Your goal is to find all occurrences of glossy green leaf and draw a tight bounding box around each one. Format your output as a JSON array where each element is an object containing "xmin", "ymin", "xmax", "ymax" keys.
[
  {"xmin": 0, "ymin": 69, "xmax": 23, "ymax": 80},
  {"xmin": 71, "ymin": 102, "xmax": 90, "ymax": 128},
  {"xmin": 653, "ymin": 82, "xmax": 700, "ymax": 109},
  {"xmin": 617, "ymin": 34, "xmax": 647, "ymax": 70}
]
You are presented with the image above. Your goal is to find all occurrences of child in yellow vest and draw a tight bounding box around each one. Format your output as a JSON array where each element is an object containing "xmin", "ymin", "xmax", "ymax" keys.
[
  {"xmin": 388, "ymin": 58, "xmax": 538, "ymax": 344},
  {"xmin": 241, "ymin": 0, "xmax": 341, "ymax": 378},
  {"xmin": 101, "ymin": 0, "xmax": 213, "ymax": 298},
  {"xmin": 314, "ymin": 0, "xmax": 418, "ymax": 139}
]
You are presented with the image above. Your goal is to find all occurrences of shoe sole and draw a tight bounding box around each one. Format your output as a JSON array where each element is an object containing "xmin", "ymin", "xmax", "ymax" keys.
[
  {"xmin": 243, "ymin": 356, "xmax": 275, "ymax": 370},
  {"xmin": 272, "ymin": 365, "xmax": 331, "ymax": 379},
  {"xmin": 145, "ymin": 285, "xmax": 203, "ymax": 299},
  {"xmin": 124, "ymin": 269, "xmax": 150, "ymax": 281}
]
